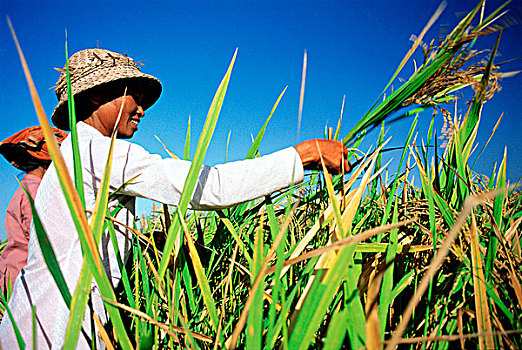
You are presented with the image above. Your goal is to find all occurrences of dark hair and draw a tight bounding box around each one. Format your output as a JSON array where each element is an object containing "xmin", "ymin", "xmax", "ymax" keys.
[
  {"xmin": 0, "ymin": 143, "xmax": 51, "ymax": 172},
  {"xmin": 24, "ymin": 159, "xmax": 51, "ymax": 172}
]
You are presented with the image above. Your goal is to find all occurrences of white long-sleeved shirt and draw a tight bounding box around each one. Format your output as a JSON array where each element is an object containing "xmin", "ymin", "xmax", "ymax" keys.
[{"xmin": 0, "ymin": 122, "xmax": 304, "ymax": 348}]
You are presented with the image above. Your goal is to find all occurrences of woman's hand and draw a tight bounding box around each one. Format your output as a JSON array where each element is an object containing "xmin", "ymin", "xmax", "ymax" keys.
[{"xmin": 294, "ymin": 139, "xmax": 352, "ymax": 175}]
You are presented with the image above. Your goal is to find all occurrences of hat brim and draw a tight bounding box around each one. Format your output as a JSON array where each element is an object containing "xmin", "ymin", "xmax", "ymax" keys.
[{"xmin": 51, "ymin": 75, "xmax": 162, "ymax": 131}]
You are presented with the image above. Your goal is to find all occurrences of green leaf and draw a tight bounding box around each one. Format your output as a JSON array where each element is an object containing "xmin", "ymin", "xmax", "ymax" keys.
[
  {"xmin": 159, "ymin": 49, "xmax": 238, "ymax": 278},
  {"xmin": 246, "ymin": 217, "xmax": 265, "ymax": 349},
  {"xmin": 178, "ymin": 208, "xmax": 220, "ymax": 332},
  {"xmin": 65, "ymin": 90, "xmax": 133, "ymax": 349},
  {"xmin": 16, "ymin": 180, "xmax": 71, "ymax": 307},
  {"xmin": 246, "ymin": 87, "xmax": 287, "ymax": 160},
  {"xmin": 378, "ymin": 200, "xmax": 399, "ymax": 334},
  {"xmin": 65, "ymin": 35, "xmax": 85, "ymax": 207},
  {"xmin": 0, "ymin": 287, "xmax": 25, "ymax": 349},
  {"xmin": 184, "ymin": 115, "xmax": 191, "ymax": 161}
]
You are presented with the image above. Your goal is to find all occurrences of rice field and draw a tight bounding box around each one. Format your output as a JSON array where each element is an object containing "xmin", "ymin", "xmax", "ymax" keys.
[{"xmin": 1, "ymin": 1, "xmax": 521, "ymax": 349}]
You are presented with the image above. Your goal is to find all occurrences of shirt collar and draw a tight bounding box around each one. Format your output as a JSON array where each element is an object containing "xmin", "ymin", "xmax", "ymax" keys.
[{"xmin": 77, "ymin": 121, "xmax": 106, "ymax": 138}]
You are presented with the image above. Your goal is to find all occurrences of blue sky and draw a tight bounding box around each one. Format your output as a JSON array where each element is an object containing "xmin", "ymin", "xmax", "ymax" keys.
[{"xmin": 0, "ymin": 0, "xmax": 521, "ymax": 240}]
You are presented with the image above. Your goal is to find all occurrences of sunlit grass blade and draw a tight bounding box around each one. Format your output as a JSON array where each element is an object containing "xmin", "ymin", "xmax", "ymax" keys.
[
  {"xmin": 5, "ymin": 27, "xmax": 133, "ymax": 348},
  {"xmin": 365, "ymin": 270, "xmax": 383, "ymax": 350},
  {"xmin": 65, "ymin": 90, "xmax": 131, "ymax": 348},
  {"xmin": 217, "ymin": 212, "xmax": 253, "ymax": 265},
  {"xmin": 486, "ymin": 147, "xmax": 507, "ymax": 278},
  {"xmin": 154, "ymin": 135, "xmax": 179, "ymax": 159},
  {"xmin": 16, "ymin": 178, "xmax": 72, "ymax": 307},
  {"xmin": 177, "ymin": 207, "xmax": 219, "ymax": 332},
  {"xmin": 378, "ymin": 200, "xmax": 399, "ymax": 335},
  {"xmin": 1, "ymin": 287, "xmax": 25, "ymax": 349},
  {"xmin": 472, "ymin": 112, "xmax": 503, "ymax": 168},
  {"xmin": 184, "ymin": 115, "xmax": 191, "ymax": 160},
  {"xmin": 229, "ymin": 87, "xmax": 288, "ymax": 220},
  {"xmin": 103, "ymin": 298, "xmax": 213, "ymax": 343},
  {"xmin": 297, "ymin": 50, "xmax": 307, "ymax": 142},
  {"xmin": 158, "ymin": 49, "xmax": 238, "ymax": 278},
  {"xmin": 246, "ymin": 86, "xmax": 287, "ymax": 159},
  {"xmin": 31, "ymin": 305, "xmax": 36, "ymax": 350},
  {"xmin": 476, "ymin": 0, "xmax": 512, "ymax": 30},
  {"xmin": 469, "ymin": 212, "xmax": 495, "ymax": 349},
  {"xmin": 228, "ymin": 203, "xmax": 298, "ymax": 349},
  {"xmin": 245, "ymin": 215, "xmax": 264, "ymax": 350},
  {"xmin": 370, "ymin": 1, "xmax": 446, "ymax": 110},
  {"xmin": 65, "ymin": 34, "xmax": 85, "ymax": 207},
  {"xmin": 379, "ymin": 116, "xmax": 417, "ymax": 228},
  {"xmin": 333, "ymin": 95, "xmax": 345, "ymax": 141}
]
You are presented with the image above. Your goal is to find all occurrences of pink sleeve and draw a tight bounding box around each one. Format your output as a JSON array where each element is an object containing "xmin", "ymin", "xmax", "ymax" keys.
[
  {"xmin": 0, "ymin": 180, "xmax": 38, "ymax": 294},
  {"xmin": 19, "ymin": 188, "xmax": 34, "ymax": 240}
]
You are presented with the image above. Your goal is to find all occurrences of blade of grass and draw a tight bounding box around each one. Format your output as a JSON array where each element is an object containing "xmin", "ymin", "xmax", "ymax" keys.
[
  {"xmin": 158, "ymin": 49, "xmax": 238, "ymax": 278},
  {"xmin": 228, "ymin": 203, "xmax": 298, "ymax": 349},
  {"xmin": 0, "ymin": 288, "xmax": 25, "ymax": 349},
  {"xmin": 246, "ymin": 214, "xmax": 265, "ymax": 350},
  {"xmin": 469, "ymin": 212, "xmax": 495, "ymax": 349},
  {"xmin": 176, "ymin": 207, "xmax": 219, "ymax": 332},
  {"xmin": 471, "ymin": 112, "xmax": 503, "ymax": 169},
  {"xmin": 16, "ymin": 177, "xmax": 72, "ymax": 307},
  {"xmin": 64, "ymin": 34, "xmax": 85, "ymax": 207},
  {"xmin": 486, "ymin": 148, "xmax": 507, "ymax": 279},
  {"xmin": 246, "ymin": 87, "xmax": 287, "ymax": 159},
  {"xmin": 64, "ymin": 89, "xmax": 130, "ymax": 348},
  {"xmin": 229, "ymin": 86, "xmax": 288, "ymax": 219},
  {"xmin": 297, "ymin": 50, "xmax": 307, "ymax": 142},
  {"xmin": 184, "ymin": 115, "xmax": 191, "ymax": 161},
  {"xmin": 265, "ymin": 220, "xmax": 414, "ymax": 276},
  {"xmin": 225, "ymin": 130, "xmax": 231, "ymax": 163},
  {"xmin": 333, "ymin": 95, "xmax": 345, "ymax": 141},
  {"xmin": 103, "ymin": 298, "xmax": 213, "ymax": 343},
  {"xmin": 378, "ymin": 200, "xmax": 399, "ymax": 335},
  {"xmin": 154, "ymin": 135, "xmax": 179, "ymax": 159},
  {"xmin": 8, "ymin": 23, "xmax": 132, "ymax": 347},
  {"xmin": 365, "ymin": 270, "xmax": 383, "ymax": 350}
]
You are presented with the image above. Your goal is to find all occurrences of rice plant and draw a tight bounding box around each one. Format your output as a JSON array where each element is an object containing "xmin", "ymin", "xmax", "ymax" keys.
[{"xmin": 1, "ymin": 1, "xmax": 521, "ymax": 349}]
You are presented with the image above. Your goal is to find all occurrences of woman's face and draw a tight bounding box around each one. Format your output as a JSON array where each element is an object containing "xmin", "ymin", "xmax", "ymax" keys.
[{"xmin": 85, "ymin": 89, "xmax": 145, "ymax": 139}]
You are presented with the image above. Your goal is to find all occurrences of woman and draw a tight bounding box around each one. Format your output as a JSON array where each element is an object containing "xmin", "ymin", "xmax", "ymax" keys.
[{"xmin": 0, "ymin": 126, "xmax": 67, "ymax": 295}]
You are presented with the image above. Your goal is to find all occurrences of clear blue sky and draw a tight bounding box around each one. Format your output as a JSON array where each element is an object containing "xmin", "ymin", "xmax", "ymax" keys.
[{"xmin": 1, "ymin": 0, "xmax": 521, "ymax": 240}]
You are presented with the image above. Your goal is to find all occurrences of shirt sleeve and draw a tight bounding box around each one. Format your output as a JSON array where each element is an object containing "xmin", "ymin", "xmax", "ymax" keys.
[
  {"xmin": 86, "ymin": 137, "xmax": 304, "ymax": 210},
  {"xmin": 19, "ymin": 179, "xmax": 39, "ymax": 240}
]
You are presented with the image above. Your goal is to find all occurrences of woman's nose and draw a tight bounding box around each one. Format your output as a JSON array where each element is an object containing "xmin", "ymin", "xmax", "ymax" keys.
[{"xmin": 137, "ymin": 106, "xmax": 145, "ymax": 118}]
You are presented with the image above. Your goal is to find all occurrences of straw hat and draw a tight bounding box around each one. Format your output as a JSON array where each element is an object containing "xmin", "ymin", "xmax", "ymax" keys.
[
  {"xmin": 51, "ymin": 48, "xmax": 162, "ymax": 130},
  {"xmin": 0, "ymin": 126, "xmax": 68, "ymax": 172}
]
